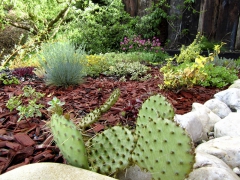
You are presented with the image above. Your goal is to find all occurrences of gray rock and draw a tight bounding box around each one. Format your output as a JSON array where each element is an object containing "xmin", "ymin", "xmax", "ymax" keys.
[
  {"xmin": 192, "ymin": 103, "xmax": 221, "ymax": 132},
  {"xmin": 187, "ymin": 167, "xmax": 240, "ymax": 180}
]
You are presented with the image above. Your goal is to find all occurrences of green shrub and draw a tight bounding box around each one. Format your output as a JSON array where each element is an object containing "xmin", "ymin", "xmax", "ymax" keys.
[
  {"xmin": 66, "ymin": 1, "xmax": 135, "ymax": 54},
  {"xmin": 105, "ymin": 61, "xmax": 151, "ymax": 81},
  {"xmin": 199, "ymin": 64, "xmax": 238, "ymax": 88},
  {"xmin": 85, "ymin": 55, "xmax": 109, "ymax": 77},
  {"xmin": 38, "ymin": 41, "xmax": 87, "ymax": 87}
]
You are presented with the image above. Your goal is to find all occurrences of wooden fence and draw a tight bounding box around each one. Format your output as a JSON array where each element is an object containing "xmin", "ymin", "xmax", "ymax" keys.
[{"xmin": 122, "ymin": 0, "xmax": 240, "ymax": 50}]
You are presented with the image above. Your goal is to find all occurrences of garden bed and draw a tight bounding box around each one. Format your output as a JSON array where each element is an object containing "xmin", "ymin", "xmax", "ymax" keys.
[{"xmin": 0, "ymin": 66, "xmax": 232, "ymax": 175}]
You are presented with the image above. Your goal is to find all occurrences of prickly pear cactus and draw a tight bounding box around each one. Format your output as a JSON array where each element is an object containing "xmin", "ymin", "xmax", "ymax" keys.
[
  {"xmin": 77, "ymin": 109, "xmax": 101, "ymax": 129},
  {"xmin": 136, "ymin": 94, "xmax": 175, "ymax": 130},
  {"xmin": 132, "ymin": 94, "xmax": 195, "ymax": 180},
  {"xmin": 87, "ymin": 126, "xmax": 135, "ymax": 175},
  {"xmin": 99, "ymin": 88, "xmax": 120, "ymax": 113},
  {"xmin": 77, "ymin": 88, "xmax": 120, "ymax": 129},
  {"xmin": 50, "ymin": 114, "xmax": 89, "ymax": 169}
]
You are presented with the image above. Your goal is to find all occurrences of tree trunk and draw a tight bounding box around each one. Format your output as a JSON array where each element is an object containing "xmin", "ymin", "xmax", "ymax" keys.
[{"xmin": 167, "ymin": 0, "xmax": 185, "ymax": 48}]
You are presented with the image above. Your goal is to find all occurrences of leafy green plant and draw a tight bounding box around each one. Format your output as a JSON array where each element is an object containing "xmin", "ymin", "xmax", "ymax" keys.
[
  {"xmin": 38, "ymin": 41, "xmax": 87, "ymax": 87},
  {"xmin": 211, "ymin": 56, "xmax": 236, "ymax": 70},
  {"xmin": 160, "ymin": 38, "xmax": 227, "ymax": 91},
  {"xmin": 66, "ymin": 0, "xmax": 135, "ymax": 54},
  {"xmin": 175, "ymin": 33, "xmax": 203, "ymax": 63},
  {"xmin": 133, "ymin": 0, "xmax": 169, "ymax": 39},
  {"xmin": 6, "ymin": 86, "xmax": 45, "ymax": 122},
  {"xmin": 105, "ymin": 61, "xmax": 151, "ymax": 81},
  {"xmin": 199, "ymin": 64, "xmax": 238, "ymax": 88},
  {"xmin": 47, "ymin": 97, "xmax": 65, "ymax": 116},
  {"xmin": 85, "ymin": 55, "xmax": 109, "ymax": 77},
  {"xmin": 0, "ymin": 73, "xmax": 20, "ymax": 85}
]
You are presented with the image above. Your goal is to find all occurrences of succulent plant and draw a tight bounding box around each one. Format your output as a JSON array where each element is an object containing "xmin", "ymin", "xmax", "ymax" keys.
[
  {"xmin": 132, "ymin": 94, "xmax": 195, "ymax": 180},
  {"xmin": 50, "ymin": 93, "xmax": 195, "ymax": 179},
  {"xmin": 50, "ymin": 114, "xmax": 89, "ymax": 169},
  {"xmin": 99, "ymin": 88, "xmax": 120, "ymax": 113},
  {"xmin": 87, "ymin": 126, "xmax": 135, "ymax": 175},
  {"xmin": 77, "ymin": 88, "xmax": 120, "ymax": 129}
]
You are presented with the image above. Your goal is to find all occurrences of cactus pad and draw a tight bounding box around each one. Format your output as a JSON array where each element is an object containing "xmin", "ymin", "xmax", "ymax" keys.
[
  {"xmin": 77, "ymin": 109, "xmax": 101, "ymax": 129},
  {"xmin": 88, "ymin": 126, "xmax": 135, "ymax": 175},
  {"xmin": 100, "ymin": 88, "xmax": 120, "ymax": 113},
  {"xmin": 50, "ymin": 114, "xmax": 89, "ymax": 169},
  {"xmin": 77, "ymin": 88, "xmax": 120, "ymax": 129},
  {"xmin": 137, "ymin": 94, "xmax": 174, "ymax": 126},
  {"xmin": 133, "ymin": 118, "xmax": 195, "ymax": 180},
  {"xmin": 132, "ymin": 94, "xmax": 195, "ymax": 180}
]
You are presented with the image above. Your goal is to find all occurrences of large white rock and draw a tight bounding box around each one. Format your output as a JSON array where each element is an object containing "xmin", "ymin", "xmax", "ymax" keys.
[
  {"xmin": 187, "ymin": 152, "xmax": 240, "ymax": 180},
  {"xmin": 229, "ymin": 79, "xmax": 240, "ymax": 89},
  {"xmin": 174, "ymin": 111, "xmax": 206, "ymax": 143},
  {"xmin": 192, "ymin": 103, "xmax": 221, "ymax": 132},
  {"xmin": 0, "ymin": 163, "xmax": 117, "ymax": 180},
  {"xmin": 204, "ymin": 98, "xmax": 232, "ymax": 119},
  {"xmin": 196, "ymin": 136, "xmax": 240, "ymax": 169},
  {"xmin": 214, "ymin": 113, "xmax": 240, "ymax": 137},
  {"xmin": 187, "ymin": 167, "xmax": 240, "ymax": 180},
  {"xmin": 214, "ymin": 88, "xmax": 240, "ymax": 112}
]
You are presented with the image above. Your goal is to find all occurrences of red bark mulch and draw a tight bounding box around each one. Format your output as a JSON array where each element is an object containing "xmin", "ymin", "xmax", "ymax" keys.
[{"xmin": 0, "ymin": 66, "xmax": 230, "ymax": 174}]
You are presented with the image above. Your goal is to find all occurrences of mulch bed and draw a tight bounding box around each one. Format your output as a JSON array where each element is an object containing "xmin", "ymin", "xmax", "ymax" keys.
[{"xmin": 0, "ymin": 66, "xmax": 231, "ymax": 174}]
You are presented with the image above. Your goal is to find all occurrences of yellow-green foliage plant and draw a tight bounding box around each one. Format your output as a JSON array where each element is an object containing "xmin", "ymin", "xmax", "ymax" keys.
[
  {"xmin": 175, "ymin": 33, "xmax": 203, "ymax": 64},
  {"xmin": 86, "ymin": 55, "xmax": 109, "ymax": 77},
  {"xmin": 160, "ymin": 41, "xmax": 224, "ymax": 91}
]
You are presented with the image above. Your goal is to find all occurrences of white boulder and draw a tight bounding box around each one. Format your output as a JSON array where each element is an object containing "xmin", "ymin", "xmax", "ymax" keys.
[
  {"xmin": 214, "ymin": 113, "xmax": 240, "ymax": 138},
  {"xmin": 192, "ymin": 102, "xmax": 221, "ymax": 132},
  {"xmin": 187, "ymin": 152, "xmax": 240, "ymax": 180},
  {"xmin": 174, "ymin": 111, "xmax": 206, "ymax": 143},
  {"xmin": 229, "ymin": 79, "xmax": 240, "ymax": 89},
  {"xmin": 195, "ymin": 136, "xmax": 240, "ymax": 169},
  {"xmin": 204, "ymin": 98, "xmax": 232, "ymax": 118},
  {"xmin": 214, "ymin": 88, "xmax": 240, "ymax": 112},
  {"xmin": 0, "ymin": 163, "xmax": 117, "ymax": 180}
]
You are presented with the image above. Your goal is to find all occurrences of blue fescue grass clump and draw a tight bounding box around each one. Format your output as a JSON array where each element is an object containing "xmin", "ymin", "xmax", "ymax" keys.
[{"xmin": 38, "ymin": 41, "xmax": 87, "ymax": 87}]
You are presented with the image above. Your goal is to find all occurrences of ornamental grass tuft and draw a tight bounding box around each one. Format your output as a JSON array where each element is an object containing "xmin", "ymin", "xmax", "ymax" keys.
[{"xmin": 38, "ymin": 41, "xmax": 87, "ymax": 87}]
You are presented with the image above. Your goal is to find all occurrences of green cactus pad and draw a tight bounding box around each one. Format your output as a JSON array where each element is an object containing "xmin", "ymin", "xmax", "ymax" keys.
[
  {"xmin": 100, "ymin": 88, "xmax": 120, "ymax": 113},
  {"xmin": 77, "ymin": 109, "xmax": 101, "ymax": 129},
  {"xmin": 77, "ymin": 88, "xmax": 120, "ymax": 129},
  {"xmin": 50, "ymin": 114, "xmax": 89, "ymax": 169},
  {"xmin": 133, "ymin": 94, "xmax": 195, "ymax": 180},
  {"xmin": 137, "ymin": 94, "xmax": 174, "ymax": 126},
  {"xmin": 133, "ymin": 118, "xmax": 195, "ymax": 180},
  {"xmin": 87, "ymin": 126, "xmax": 135, "ymax": 175}
]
